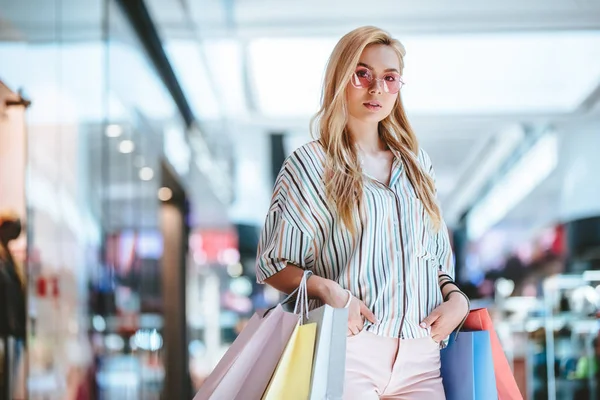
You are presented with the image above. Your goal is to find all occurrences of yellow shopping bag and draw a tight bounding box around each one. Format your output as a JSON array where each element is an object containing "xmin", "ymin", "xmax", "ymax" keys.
[{"xmin": 262, "ymin": 322, "xmax": 317, "ymax": 400}]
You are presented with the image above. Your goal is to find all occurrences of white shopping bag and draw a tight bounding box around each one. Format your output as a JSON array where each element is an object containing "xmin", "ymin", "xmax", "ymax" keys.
[{"xmin": 304, "ymin": 305, "xmax": 348, "ymax": 400}]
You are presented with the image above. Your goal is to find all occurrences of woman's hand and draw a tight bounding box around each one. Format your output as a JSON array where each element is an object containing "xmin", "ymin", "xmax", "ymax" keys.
[
  {"xmin": 420, "ymin": 292, "xmax": 469, "ymax": 343},
  {"xmin": 319, "ymin": 281, "xmax": 377, "ymax": 336}
]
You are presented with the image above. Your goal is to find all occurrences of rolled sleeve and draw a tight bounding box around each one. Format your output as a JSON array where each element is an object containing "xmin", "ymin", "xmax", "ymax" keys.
[
  {"xmin": 255, "ymin": 210, "xmax": 314, "ymax": 283},
  {"xmin": 255, "ymin": 158, "xmax": 316, "ymax": 284}
]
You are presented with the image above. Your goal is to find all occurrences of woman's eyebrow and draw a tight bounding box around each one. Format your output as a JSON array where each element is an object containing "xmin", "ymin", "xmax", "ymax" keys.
[{"xmin": 357, "ymin": 62, "xmax": 399, "ymax": 73}]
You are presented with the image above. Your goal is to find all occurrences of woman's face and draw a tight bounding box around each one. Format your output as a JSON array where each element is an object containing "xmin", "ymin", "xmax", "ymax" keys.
[{"xmin": 346, "ymin": 44, "xmax": 401, "ymax": 124}]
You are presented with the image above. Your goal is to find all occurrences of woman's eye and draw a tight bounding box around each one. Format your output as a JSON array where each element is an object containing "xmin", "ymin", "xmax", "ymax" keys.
[
  {"xmin": 384, "ymin": 75, "xmax": 397, "ymax": 82},
  {"xmin": 356, "ymin": 69, "xmax": 370, "ymax": 78}
]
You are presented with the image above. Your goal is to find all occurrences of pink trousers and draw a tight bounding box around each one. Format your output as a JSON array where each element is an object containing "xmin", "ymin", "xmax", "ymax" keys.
[{"xmin": 344, "ymin": 331, "xmax": 445, "ymax": 400}]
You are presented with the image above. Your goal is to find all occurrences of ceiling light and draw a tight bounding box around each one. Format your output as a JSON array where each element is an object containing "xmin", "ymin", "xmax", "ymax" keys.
[
  {"xmin": 248, "ymin": 32, "xmax": 600, "ymax": 117},
  {"xmin": 119, "ymin": 140, "xmax": 135, "ymax": 154},
  {"xmin": 467, "ymin": 132, "xmax": 558, "ymax": 240},
  {"xmin": 105, "ymin": 124, "xmax": 123, "ymax": 138},
  {"xmin": 227, "ymin": 263, "xmax": 244, "ymax": 278},
  {"xmin": 445, "ymin": 124, "xmax": 525, "ymax": 225},
  {"xmin": 164, "ymin": 41, "xmax": 222, "ymax": 119},
  {"xmin": 202, "ymin": 39, "xmax": 247, "ymax": 116},
  {"xmin": 139, "ymin": 167, "xmax": 154, "ymax": 181},
  {"xmin": 249, "ymin": 38, "xmax": 334, "ymax": 117},
  {"xmin": 158, "ymin": 187, "xmax": 172, "ymax": 201}
]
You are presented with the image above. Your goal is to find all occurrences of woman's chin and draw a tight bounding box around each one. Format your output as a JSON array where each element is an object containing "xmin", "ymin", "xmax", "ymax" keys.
[{"xmin": 352, "ymin": 112, "xmax": 388, "ymax": 124}]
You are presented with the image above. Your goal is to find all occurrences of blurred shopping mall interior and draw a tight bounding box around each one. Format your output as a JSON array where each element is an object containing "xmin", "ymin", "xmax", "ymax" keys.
[{"xmin": 1, "ymin": 0, "xmax": 600, "ymax": 399}]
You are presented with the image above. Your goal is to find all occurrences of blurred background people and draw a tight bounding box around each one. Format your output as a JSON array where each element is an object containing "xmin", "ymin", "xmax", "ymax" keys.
[{"xmin": 0, "ymin": 209, "xmax": 26, "ymax": 400}]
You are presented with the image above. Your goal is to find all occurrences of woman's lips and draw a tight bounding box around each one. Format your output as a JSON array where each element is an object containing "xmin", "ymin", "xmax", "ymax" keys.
[{"xmin": 363, "ymin": 101, "xmax": 382, "ymax": 111}]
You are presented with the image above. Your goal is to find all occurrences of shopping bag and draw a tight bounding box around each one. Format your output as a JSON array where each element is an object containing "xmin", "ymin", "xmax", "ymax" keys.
[
  {"xmin": 195, "ymin": 269, "xmax": 315, "ymax": 400},
  {"xmin": 304, "ymin": 305, "xmax": 348, "ymax": 400},
  {"xmin": 464, "ymin": 308, "xmax": 524, "ymax": 400},
  {"xmin": 262, "ymin": 322, "xmax": 318, "ymax": 400},
  {"xmin": 193, "ymin": 304, "xmax": 298, "ymax": 400},
  {"xmin": 440, "ymin": 330, "xmax": 497, "ymax": 400},
  {"xmin": 193, "ymin": 311, "xmax": 263, "ymax": 397}
]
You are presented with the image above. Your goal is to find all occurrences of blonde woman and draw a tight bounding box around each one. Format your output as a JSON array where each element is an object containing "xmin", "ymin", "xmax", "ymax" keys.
[{"xmin": 256, "ymin": 26, "xmax": 469, "ymax": 400}]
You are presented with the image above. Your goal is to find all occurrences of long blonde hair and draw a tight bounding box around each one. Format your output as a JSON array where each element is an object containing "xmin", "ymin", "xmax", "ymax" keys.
[{"xmin": 310, "ymin": 26, "xmax": 441, "ymax": 234}]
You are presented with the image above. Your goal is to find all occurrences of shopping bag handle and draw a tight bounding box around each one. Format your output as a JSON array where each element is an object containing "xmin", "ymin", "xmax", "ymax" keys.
[
  {"xmin": 263, "ymin": 269, "xmax": 313, "ymax": 319},
  {"xmin": 444, "ymin": 289, "xmax": 471, "ymax": 343},
  {"xmin": 292, "ymin": 270, "xmax": 311, "ymax": 321}
]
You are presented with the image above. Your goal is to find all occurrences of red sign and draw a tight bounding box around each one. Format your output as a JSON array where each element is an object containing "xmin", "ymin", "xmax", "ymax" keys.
[{"xmin": 189, "ymin": 229, "xmax": 238, "ymax": 264}]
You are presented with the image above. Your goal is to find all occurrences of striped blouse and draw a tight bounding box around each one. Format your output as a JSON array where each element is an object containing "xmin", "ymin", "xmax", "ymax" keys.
[{"xmin": 255, "ymin": 140, "xmax": 454, "ymax": 340}]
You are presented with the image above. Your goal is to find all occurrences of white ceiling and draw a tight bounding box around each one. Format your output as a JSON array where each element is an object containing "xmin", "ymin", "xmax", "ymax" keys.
[
  {"xmin": 144, "ymin": 0, "xmax": 600, "ymax": 235},
  {"xmin": 3, "ymin": 0, "xmax": 599, "ymax": 241},
  {"xmin": 148, "ymin": 0, "xmax": 600, "ymax": 38}
]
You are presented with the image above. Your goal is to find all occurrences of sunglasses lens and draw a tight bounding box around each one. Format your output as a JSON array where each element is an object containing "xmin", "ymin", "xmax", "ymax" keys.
[
  {"xmin": 351, "ymin": 69, "xmax": 403, "ymax": 93},
  {"xmin": 352, "ymin": 68, "xmax": 372, "ymax": 89},
  {"xmin": 383, "ymin": 74, "xmax": 402, "ymax": 94}
]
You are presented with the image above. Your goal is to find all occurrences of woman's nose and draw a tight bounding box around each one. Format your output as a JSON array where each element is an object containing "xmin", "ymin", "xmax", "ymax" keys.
[{"xmin": 369, "ymin": 79, "xmax": 383, "ymax": 94}]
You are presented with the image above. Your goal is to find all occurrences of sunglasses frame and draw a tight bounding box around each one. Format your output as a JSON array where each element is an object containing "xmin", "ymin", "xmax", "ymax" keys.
[{"xmin": 350, "ymin": 68, "xmax": 404, "ymax": 94}]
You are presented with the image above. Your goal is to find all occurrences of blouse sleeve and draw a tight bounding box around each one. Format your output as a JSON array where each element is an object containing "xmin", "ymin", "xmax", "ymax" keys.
[
  {"xmin": 255, "ymin": 158, "xmax": 316, "ymax": 284},
  {"xmin": 420, "ymin": 149, "xmax": 456, "ymax": 279}
]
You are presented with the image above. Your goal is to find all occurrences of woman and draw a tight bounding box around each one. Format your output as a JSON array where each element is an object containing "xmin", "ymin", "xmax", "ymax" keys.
[{"xmin": 256, "ymin": 26, "xmax": 469, "ymax": 399}]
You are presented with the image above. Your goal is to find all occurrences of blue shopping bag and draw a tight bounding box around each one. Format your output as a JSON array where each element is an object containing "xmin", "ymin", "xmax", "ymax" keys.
[{"xmin": 440, "ymin": 331, "xmax": 498, "ymax": 400}]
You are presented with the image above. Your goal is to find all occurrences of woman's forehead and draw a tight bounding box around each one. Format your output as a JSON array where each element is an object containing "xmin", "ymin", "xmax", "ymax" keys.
[{"xmin": 358, "ymin": 45, "xmax": 400, "ymax": 72}]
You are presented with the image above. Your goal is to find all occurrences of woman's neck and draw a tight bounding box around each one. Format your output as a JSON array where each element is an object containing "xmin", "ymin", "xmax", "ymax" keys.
[{"xmin": 347, "ymin": 118, "xmax": 385, "ymax": 154}]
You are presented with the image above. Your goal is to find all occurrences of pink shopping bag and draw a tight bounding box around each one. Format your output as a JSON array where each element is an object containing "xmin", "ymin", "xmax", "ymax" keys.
[{"xmin": 194, "ymin": 304, "xmax": 298, "ymax": 400}]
